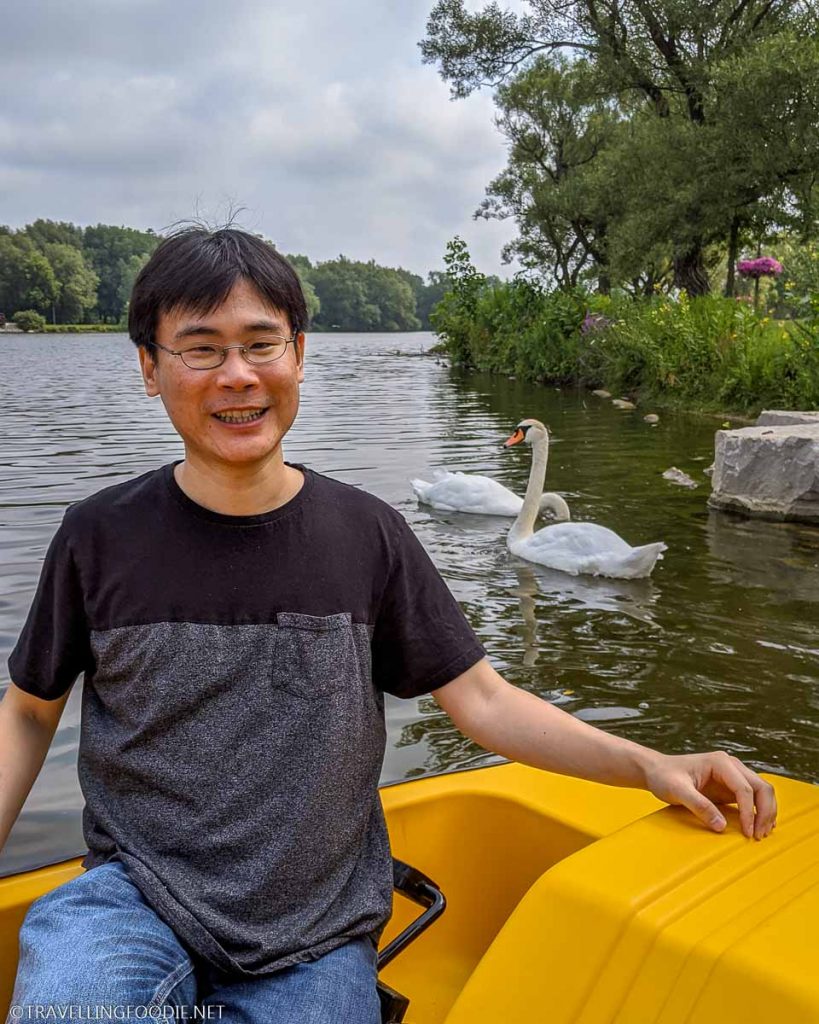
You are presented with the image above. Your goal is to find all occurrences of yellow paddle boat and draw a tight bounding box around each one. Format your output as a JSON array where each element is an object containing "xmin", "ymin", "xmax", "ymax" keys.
[{"xmin": 2, "ymin": 761, "xmax": 818, "ymax": 1022}]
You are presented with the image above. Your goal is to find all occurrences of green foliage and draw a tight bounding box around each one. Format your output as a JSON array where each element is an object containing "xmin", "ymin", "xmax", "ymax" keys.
[
  {"xmin": 284, "ymin": 254, "xmax": 321, "ymax": 322},
  {"xmin": 0, "ymin": 220, "xmax": 155, "ymax": 325},
  {"xmin": 0, "ymin": 221, "xmax": 444, "ymax": 333},
  {"xmin": 13, "ymin": 309, "xmax": 47, "ymax": 332},
  {"xmin": 302, "ymin": 256, "xmax": 422, "ymax": 332},
  {"xmin": 771, "ymin": 239, "xmax": 819, "ymax": 319},
  {"xmin": 421, "ymin": 1, "xmax": 819, "ymax": 296},
  {"xmin": 83, "ymin": 225, "xmax": 158, "ymax": 322},
  {"xmin": 479, "ymin": 55, "xmax": 621, "ymax": 289},
  {"xmin": 432, "ymin": 244, "xmax": 819, "ymax": 413},
  {"xmin": 41, "ymin": 323, "xmax": 126, "ymax": 333},
  {"xmin": 23, "ymin": 219, "xmax": 84, "ymax": 250},
  {"xmin": 430, "ymin": 238, "xmax": 487, "ymax": 362},
  {"xmin": 43, "ymin": 243, "xmax": 99, "ymax": 323}
]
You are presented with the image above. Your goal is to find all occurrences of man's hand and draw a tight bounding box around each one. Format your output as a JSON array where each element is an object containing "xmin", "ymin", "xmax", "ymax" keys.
[{"xmin": 641, "ymin": 750, "xmax": 778, "ymax": 840}]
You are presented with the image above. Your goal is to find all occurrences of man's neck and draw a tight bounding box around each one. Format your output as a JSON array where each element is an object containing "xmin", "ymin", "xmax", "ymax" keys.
[{"xmin": 174, "ymin": 453, "xmax": 305, "ymax": 516}]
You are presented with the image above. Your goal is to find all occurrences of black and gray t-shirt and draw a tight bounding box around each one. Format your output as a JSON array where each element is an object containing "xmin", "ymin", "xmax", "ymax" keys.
[{"xmin": 8, "ymin": 462, "xmax": 484, "ymax": 976}]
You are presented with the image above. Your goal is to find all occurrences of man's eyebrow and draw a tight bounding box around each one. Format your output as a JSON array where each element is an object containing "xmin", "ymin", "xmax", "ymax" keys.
[
  {"xmin": 245, "ymin": 319, "xmax": 288, "ymax": 333},
  {"xmin": 173, "ymin": 325, "xmax": 220, "ymax": 341},
  {"xmin": 173, "ymin": 319, "xmax": 287, "ymax": 342}
]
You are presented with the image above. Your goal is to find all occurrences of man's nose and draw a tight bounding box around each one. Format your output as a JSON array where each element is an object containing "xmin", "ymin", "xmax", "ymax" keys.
[{"xmin": 214, "ymin": 348, "xmax": 260, "ymax": 386}]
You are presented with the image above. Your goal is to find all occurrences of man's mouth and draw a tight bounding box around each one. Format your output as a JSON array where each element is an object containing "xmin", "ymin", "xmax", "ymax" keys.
[{"xmin": 212, "ymin": 407, "xmax": 269, "ymax": 424}]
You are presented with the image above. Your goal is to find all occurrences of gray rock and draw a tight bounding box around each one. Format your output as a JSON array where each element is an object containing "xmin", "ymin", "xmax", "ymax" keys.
[
  {"xmin": 592, "ymin": 389, "xmax": 611, "ymax": 398},
  {"xmin": 708, "ymin": 424, "xmax": 819, "ymax": 523},
  {"xmin": 663, "ymin": 467, "xmax": 698, "ymax": 489},
  {"xmin": 756, "ymin": 410, "xmax": 819, "ymax": 427}
]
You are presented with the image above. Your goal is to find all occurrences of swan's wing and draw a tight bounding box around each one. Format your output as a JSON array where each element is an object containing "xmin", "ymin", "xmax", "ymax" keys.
[
  {"xmin": 413, "ymin": 471, "xmax": 522, "ymax": 515},
  {"xmin": 525, "ymin": 522, "xmax": 633, "ymax": 557},
  {"xmin": 512, "ymin": 523, "xmax": 667, "ymax": 578}
]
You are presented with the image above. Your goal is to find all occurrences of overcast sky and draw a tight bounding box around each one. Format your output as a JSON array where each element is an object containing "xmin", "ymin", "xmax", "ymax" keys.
[{"xmin": 1, "ymin": 0, "xmax": 521, "ymax": 278}]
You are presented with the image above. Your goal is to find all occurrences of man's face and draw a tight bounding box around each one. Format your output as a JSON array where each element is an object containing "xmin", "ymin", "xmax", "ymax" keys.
[{"xmin": 138, "ymin": 278, "xmax": 305, "ymax": 469}]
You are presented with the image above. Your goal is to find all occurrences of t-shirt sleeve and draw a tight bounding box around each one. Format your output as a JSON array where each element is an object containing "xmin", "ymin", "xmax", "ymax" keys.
[
  {"xmin": 7, "ymin": 511, "xmax": 92, "ymax": 700},
  {"xmin": 371, "ymin": 513, "xmax": 485, "ymax": 699}
]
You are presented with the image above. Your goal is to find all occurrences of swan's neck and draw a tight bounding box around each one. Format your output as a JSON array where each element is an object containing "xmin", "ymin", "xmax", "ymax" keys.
[
  {"xmin": 509, "ymin": 435, "xmax": 548, "ymax": 544},
  {"xmin": 540, "ymin": 493, "xmax": 571, "ymax": 522}
]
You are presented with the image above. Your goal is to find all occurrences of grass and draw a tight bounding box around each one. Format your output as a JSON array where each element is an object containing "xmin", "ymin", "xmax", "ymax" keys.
[{"xmin": 41, "ymin": 324, "xmax": 127, "ymax": 333}]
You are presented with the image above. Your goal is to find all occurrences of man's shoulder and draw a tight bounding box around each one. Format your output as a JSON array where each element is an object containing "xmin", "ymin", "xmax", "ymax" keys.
[
  {"xmin": 306, "ymin": 468, "xmax": 406, "ymax": 532},
  {"xmin": 62, "ymin": 465, "xmax": 165, "ymax": 532}
]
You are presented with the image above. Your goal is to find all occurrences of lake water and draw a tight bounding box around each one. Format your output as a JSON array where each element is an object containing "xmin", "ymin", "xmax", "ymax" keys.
[{"xmin": 1, "ymin": 330, "xmax": 817, "ymax": 875}]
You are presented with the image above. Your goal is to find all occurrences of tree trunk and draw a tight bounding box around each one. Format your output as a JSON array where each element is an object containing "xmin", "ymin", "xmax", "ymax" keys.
[
  {"xmin": 673, "ymin": 245, "xmax": 710, "ymax": 296},
  {"xmin": 724, "ymin": 216, "xmax": 740, "ymax": 298}
]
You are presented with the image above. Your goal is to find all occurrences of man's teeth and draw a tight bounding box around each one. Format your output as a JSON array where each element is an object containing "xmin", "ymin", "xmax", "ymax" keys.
[{"xmin": 214, "ymin": 409, "xmax": 266, "ymax": 423}]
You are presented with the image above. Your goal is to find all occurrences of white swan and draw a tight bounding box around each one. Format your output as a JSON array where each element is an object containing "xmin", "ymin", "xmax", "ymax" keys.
[
  {"xmin": 411, "ymin": 469, "xmax": 570, "ymax": 520},
  {"xmin": 505, "ymin": 419, "xmax": 667, "ymax": 579}
]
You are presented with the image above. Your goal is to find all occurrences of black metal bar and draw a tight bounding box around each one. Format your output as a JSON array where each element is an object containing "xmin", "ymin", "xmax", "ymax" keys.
[{"xmin": 377, "ymin": 858, "xmax": 447, "ymax": 971}]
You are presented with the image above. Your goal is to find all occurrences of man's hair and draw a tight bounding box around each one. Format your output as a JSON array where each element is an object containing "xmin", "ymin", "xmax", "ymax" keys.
[{"xmin": 128, "ymin": 227, "xmax": 309, "ymax": 350}]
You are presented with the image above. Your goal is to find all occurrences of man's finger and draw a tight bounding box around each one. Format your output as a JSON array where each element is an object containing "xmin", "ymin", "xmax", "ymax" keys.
[
  {"xmin": 728, "ymin": 771, "xmax": 755, "ymax": 838},
  {"xmin": 734, "ymin": 760, "xmax": 778, "ymax": 839},
  {"xmin": 677, "ymin": 785, "xmax": 727, "ymax": 832}
]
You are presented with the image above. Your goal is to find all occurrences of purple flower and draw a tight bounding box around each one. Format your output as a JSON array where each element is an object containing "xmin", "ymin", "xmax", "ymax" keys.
[
  {"xmin": 581, "ymin": 312, "xmax": 612, "ymax": 334},
  {"xmin": 737, "ymin": 257, "xmax": 783, "ymax": 278}
]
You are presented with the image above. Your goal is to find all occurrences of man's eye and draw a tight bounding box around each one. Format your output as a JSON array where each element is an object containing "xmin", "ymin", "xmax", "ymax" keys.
[
  {"xmin": 187, "ymin": 345, "xmax": 220, "ymax": 355},
  {"xmin": 249, "ymin": 341, "xmax": 279, "ymax": 352}
]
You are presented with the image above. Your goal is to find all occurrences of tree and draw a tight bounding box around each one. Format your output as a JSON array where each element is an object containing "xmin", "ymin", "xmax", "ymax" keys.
[
  {"xmin": 0, "ymin": 234, "xmax": 60, "ymax": 315},
  {"xmin": 284, "ymin": 254, "xmax": 321, "ymax": 323},
  {"xmin": 83, "ymin": 225, "xmax": 158, "ymax": 321},
  {"xmin": 23, "ymin": 219, "xmax": 84, "ymax": 251},
  {"xmin": 309, "ymin": 258, "xmax": 421, "ymax": 331},
  {"xmin": 478, "ymin": 55, "xmax": 623, "ymax": 291},
  {"xmin": 421, "ymin": 0, "xmax": 819, "ymax": 295},
  {"xmin": 43, "ymin": 243, "xmax": 99, "ymax": 323},
  {"xmin": 0, "ymin": 233, "xmax": 28, "ymax": 316}
]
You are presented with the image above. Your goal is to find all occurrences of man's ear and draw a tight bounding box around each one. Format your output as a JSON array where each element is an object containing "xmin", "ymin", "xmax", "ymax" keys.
[
  {"xmin": 138, "ymin": 345, "xmax": 161, "ymax": 397},
  {"xmin": 295, "ymin": 333, "xmax": 306, "ymax": 384}
]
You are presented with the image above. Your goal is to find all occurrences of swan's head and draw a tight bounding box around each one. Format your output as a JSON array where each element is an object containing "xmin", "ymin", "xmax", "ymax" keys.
[{"xmin": 504, "ymin": 418, "xmax": 548, "ymax": 448}]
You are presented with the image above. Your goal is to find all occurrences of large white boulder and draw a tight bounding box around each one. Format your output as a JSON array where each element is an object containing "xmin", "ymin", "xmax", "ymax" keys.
[
  {"xmin": 708, "ymin": 424, "xmax": 819, "ymax": 523},
  {"xmin": 756, "ymin": 410, "xmax": 819, "ymax": 427}
]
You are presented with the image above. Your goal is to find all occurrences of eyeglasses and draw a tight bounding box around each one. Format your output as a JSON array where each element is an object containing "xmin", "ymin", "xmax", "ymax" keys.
[{"xmin": 151, "ymin": 333, "xmax": 298, "ymax": 370}]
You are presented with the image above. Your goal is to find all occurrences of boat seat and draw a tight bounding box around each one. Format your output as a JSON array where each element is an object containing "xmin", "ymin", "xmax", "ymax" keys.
[{"xmin": 441, "ymin": 773, "xmax": 819, "ymax": 1024}]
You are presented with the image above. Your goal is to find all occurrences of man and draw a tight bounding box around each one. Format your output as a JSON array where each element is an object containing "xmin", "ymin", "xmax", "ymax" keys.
[{"xmin": 0, "ymin": 227, "xmax": 777, "ymax": 1021}]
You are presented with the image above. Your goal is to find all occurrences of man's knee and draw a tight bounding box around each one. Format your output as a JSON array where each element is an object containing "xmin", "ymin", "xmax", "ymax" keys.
[{"xmin": 11, "ymin": 868, "xmax": 196, "ymax": 1010}]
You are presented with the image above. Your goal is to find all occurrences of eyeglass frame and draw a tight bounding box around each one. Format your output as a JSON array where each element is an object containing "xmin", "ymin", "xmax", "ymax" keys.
[{"xmin": 149, "ymin": 332, "xmax": 300, "ymax": 370}]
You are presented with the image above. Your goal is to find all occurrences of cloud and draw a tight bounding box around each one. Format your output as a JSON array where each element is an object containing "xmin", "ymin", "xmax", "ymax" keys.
[{"xmin": 0, "ymin": 0, "xmax": 519, "ymax": 277}]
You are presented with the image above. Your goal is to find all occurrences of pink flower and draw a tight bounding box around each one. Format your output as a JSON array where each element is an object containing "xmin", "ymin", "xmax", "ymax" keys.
[
  {"xmin": 737, "ymin": 257, "xmax": 783, "ymax": 278},
  {"xmin": 581, "ymin": 311, "xmax": 612, "ymax": 334}
]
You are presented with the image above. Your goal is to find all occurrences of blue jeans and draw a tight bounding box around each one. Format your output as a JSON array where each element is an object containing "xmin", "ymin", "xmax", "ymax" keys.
[{"xmin": 7, "ymin": 861, "xmax": 381, "ymax": 1023}]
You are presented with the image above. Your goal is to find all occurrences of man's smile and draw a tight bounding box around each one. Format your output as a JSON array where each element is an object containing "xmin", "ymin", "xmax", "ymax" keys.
[{"xmin": 211, "ymin": 406, "xmax": 270, "ymax": 425}]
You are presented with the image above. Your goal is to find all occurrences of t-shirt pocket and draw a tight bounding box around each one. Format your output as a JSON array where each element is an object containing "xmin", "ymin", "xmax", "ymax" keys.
[{"xmin": 272, "ymin": 611, "xmax": 357, "ymax": 699}]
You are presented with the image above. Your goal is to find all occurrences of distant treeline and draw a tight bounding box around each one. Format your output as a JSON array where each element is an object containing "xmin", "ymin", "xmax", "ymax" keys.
[{"xmin": 0, "ymin": 220, "xmax": 450, "ymax": 332}]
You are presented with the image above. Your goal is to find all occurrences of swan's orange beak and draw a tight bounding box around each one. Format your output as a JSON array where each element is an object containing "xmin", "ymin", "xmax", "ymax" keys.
[{"xmin": 504, "ymin": 428, "xmax": 525, "ymax": 447}]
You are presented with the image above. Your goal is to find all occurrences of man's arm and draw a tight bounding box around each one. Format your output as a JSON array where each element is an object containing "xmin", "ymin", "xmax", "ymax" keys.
[
  {"xmin": 432, "ymin": 658, "xmax": 778, "ymax": 841},
  {"xmin": 0, "ymin": 682, "xmax": 70, "ymax": 854}
]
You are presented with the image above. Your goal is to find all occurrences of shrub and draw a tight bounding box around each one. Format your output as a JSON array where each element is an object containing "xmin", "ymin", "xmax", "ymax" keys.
[
  {"xmin": 432, "ymin": 276, "xmax": 819, "ymax": 414},
  {"xmin": 13, "ymin": 310, "xmax": 47, "ymax": 332}
]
